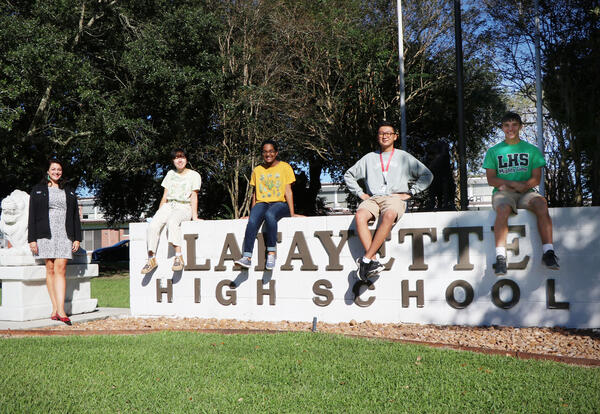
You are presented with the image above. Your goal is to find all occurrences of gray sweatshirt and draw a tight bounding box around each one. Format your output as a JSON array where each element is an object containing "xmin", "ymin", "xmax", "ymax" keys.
[{"xmin": 344, "ymin": 149, "xmax": 433, "ymax": 197}]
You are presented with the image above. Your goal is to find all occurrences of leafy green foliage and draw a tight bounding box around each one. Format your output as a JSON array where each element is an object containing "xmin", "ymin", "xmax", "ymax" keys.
[
  {"xmin": 485, "ymin": 0, "xmax": 600, "ymax": 206},
  {"xmin": 542, "ymin": 0, "xmax": 600, "ymax": 205},
  {"xmin": 1, "ymin": 0, "xmax": 505, "ymax": 218}
]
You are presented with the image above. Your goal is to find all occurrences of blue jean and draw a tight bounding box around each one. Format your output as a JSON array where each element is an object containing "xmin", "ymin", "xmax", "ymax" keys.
[{"xmin": 242, "ymin": 202, "xmax": 290, "ymax": 257}]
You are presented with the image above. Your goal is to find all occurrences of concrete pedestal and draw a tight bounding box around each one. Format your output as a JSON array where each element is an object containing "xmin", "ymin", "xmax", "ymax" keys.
[{"xmin": 0, "ymin": 263, "xmax": 99, "ymax": 321}]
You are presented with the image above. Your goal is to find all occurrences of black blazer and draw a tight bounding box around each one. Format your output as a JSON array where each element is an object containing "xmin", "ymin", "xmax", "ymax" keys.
[{"xmin": 28, "ymin": 183, "xmax": 82, "ymax": 243}]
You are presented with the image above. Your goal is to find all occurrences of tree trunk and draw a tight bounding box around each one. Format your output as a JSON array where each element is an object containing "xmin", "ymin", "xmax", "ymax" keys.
[
  {"xmin": 593, "ymin": 132, "xmax": 600, "ymax": 206},
  {"xmin": 308, "ymin": 159, "xmax": 323, "ymax": 215}
]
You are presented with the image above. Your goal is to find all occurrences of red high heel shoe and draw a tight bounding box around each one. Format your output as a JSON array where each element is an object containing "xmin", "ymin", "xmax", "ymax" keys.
[
  {"xmin": 58, "ymin": 315, "xmax": 72, "ymax": 326},
  {"xmin": 51, "ymin": 313, "xmax": 59, "ymax": 321}
]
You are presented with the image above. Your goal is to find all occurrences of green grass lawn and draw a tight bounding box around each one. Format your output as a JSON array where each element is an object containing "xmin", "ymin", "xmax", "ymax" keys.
[
  {"xmin": 91, "ymin": 272, "xmax": 129, "ymax": 308},
  {"xmin": 1, "ymin": 332, "xmax": 598, "ymax": 413}
]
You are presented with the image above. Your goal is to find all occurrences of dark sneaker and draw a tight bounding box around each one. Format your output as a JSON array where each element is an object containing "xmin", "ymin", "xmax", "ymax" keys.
[
  {"xmin": 542, "ymin": 250, "xmax": 560, "ymax": 270},
  {"xmin": 356, "ymin": 257, "xmax": 368, "ymax": 282},
  {"xmin": 356, "ymin": 258, "xmax": 384, "ymax": 282},
  {"xmin": 235, "ymin": 256, "xmax": 252, "ymax": 269},
  {"xmin": 366, "ymin": 260, "xmax": 384, "ymax": 277},
  {"xmin": 494, "ymin": 255, "xmax": 507, "ymax": 276}
]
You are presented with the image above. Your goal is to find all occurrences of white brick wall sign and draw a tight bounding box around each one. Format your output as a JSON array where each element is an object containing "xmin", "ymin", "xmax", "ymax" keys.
[{"xmin": 129, "ymin": 207, "xmax": 600, "ymax": 329}]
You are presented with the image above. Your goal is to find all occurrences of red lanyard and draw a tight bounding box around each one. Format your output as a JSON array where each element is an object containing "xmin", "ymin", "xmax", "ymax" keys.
[{"xmin": 380, "ymin": 148, "xmax": 394, "ymax": 173}]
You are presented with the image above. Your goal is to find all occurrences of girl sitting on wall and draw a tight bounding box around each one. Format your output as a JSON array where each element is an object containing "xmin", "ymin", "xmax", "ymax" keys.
[
  {"xmin": 235, "ymin": 140, "xmax": 298, "ymax": 270},
  {"xmin": 141, "ymin": 148, "xmax": 201, "ymax": 274}
]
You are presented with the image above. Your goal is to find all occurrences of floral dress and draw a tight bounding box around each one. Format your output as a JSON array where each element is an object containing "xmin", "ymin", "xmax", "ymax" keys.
[{"xmin": 36, "ymin": 187, "xmax": 72, "ymax": 259}]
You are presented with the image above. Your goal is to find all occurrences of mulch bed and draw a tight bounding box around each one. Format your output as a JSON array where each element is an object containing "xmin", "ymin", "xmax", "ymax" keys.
[{"xmin": 3, "ymin": 316, "xmax": 599, "ymax": 366}]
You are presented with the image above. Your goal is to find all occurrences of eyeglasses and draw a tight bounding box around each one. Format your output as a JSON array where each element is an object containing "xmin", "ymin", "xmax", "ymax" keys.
[
  {"xmin": 262, "ymin": 150, "xmax": 276, "ymax": 154},
  {"xmin": 378, "ymin": 132, "xmax": 397, "ymax": 137}
]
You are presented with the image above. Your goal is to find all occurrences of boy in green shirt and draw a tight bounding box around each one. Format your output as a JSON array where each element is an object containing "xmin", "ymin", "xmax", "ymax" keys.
[{"xmin": 483, "ymin": 112, "xmax": 559, "ymax": 275}]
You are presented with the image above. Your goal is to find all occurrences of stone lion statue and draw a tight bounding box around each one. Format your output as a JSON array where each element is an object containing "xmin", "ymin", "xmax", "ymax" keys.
[
  {"xmin": 0, "ymin": 189, "xmax": 88, "ymax": 265},
  {"xmin": 0, "ymin": 189, "xmax": 33, "ymax": 262}
]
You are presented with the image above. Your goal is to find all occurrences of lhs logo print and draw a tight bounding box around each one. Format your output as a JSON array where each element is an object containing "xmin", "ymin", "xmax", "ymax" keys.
[{"xmin": 497, "ymin": 153, "xmax": 529, "ymax": 174}]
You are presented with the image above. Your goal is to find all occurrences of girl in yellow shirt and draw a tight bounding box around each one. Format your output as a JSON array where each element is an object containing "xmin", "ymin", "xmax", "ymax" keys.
[{"xmin": 236, "ymin": 140, "xmax": 297, "ymax": 270}]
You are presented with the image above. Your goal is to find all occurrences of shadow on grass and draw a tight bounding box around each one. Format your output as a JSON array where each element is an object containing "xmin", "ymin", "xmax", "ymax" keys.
[{"xmin": 95, "ymin": 261, "xmax": 129, "ymax": 277}]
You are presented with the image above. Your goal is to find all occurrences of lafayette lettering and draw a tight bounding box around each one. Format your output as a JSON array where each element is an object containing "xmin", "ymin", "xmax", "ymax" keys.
[{"xmin": 184, "ymin": 228, "xmax": 529, "ymax": 273}]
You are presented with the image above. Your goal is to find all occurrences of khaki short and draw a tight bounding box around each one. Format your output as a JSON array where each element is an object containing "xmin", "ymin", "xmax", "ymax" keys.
[
  {"xmin": 357, "ymin": 195, "xmax": 407, "ymax": 222},
  {"xmin": 492, "ymin": 190, "xmax": 544, "ymax": 214}
]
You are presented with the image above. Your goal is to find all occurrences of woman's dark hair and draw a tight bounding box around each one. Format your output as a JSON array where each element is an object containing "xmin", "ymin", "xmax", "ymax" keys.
[
  {"xmin": 170, "ymin": 148, "xmax": 194, "ymax": 170},
  {"xmin": 41, "ymin": 158, "xmax": 66, "ymax": 189},
  {"xmin": 170, "ymin": 148, "xmax": 187, "ymax": 160},
  {"xmin": 260, "ymin": 139, "xmax": 278, "ymax": 152}
]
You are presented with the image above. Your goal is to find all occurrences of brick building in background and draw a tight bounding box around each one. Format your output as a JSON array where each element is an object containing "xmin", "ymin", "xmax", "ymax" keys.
[{"xmin": 78, "ymin": 197, "xmax": 129, "ymax": 252}]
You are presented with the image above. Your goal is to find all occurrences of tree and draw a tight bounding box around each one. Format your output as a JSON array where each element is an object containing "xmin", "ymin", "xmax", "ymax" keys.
[
  {"xmin": 0, "ymin": 1, "xmax": 221, "ymax": 223},
  {"xmin": 1, "ymin": 0, "xmax": 114, "ymax": 197},
  {"xmin": 484, "ymin": 0, "xmax": 600, "ymax": 206},
  {"xmin": 270, "ymin": 0, "xmax": 504, "ymax": 211},
  {"xmin": 1, "ymin": 0, "xmax": 506, "ymax": 220},
  {"xmin": 543, "ymin": 1, "xmax": 600, "ymax": 205},
  {"xmin": 201, "ymin": 0, "xmax": 293, "ymax": 219}
]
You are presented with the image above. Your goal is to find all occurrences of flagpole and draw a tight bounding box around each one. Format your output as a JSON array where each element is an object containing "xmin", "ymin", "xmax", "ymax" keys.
[
  {"xmin": 454, "ymin": 0, "xmax": 468, "ymax": 210},
  {"xmin": 397, "ymin": 0, "xmax": 407, "ymax": 150},
  {"xmin": 534, "ymin": 0, "xmax": 545, "ymax": 196}
]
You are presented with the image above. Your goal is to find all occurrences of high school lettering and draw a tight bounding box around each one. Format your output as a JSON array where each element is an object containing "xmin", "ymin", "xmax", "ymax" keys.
[{"xmin": 150, "ymin": 227, "xmax": 570, "ymax": 311}]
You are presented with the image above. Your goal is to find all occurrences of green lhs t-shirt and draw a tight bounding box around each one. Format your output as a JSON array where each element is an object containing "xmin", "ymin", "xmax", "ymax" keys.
[{"xmin": 483, "ymin": 140, "xmax": 546, "ymax": 193}]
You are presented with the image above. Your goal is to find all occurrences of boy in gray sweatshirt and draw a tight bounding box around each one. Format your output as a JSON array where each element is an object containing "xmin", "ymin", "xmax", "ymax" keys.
[{"xmin": 344, "ymin": 122, "xmax": 433, "ymax": 281}]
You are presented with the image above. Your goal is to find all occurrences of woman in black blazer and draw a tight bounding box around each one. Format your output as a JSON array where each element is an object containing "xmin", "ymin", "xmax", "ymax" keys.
[{"xmin": 28, "ymin": 158, "xmax": 82, "ymax": 325}]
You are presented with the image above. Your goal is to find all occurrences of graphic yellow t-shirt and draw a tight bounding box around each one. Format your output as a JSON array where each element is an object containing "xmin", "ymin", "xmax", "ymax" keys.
[{"xmin": 250, "ymin": 161, "xmax": 296, "ymax": 203}]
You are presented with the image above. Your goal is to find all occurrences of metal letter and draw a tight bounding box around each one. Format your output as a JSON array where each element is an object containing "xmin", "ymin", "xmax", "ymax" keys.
[
  {"xmin": 255, "ymin": 232, "xmax": 282, "ymax": 271},
  {"xmin": 445, "ymin": 280, "xmax": 474, "ymax": 309},
  {"xmin": 443, "ymin": 226, "xmax": 483, "ymax": 270},
  {"xmin": 546, "ymin": 279, "xmax": 569, "ymax": 310},
  {"xmin": 353, "ymin": 281, "xmax": 375, "ymax": 307},
  {"xmin": 257, "ymin": 279, "xmax": 276, "ymax": 305},
  {"xmin": 194, "ymin": 278, "xmax": 201, "ymax": 303},
  {"xmin": 215, "ymin": 233, "xmax": 243, "ymax": 271},
  {"xmin": 491, "ymin": 279, "xmax": 520, "ymax": 309},
  {"xmin": 490, "ymin": 225, "xmax": 530, "ymax": 270},
  {"xmin": 184, "ymin": 234, "xmax": 211, "ymax": 270},
  {"xmin": 216, "ymin": 279, "xmax": 237, "ymax": 305},
  {"xmin": 280, "ymin": 232, "xmax": 318, "ymax": 271},
  {"xmin": 312, "ymin": 279, "xmax": 333, "ymax": 306},
  {"xmin": 156, "ymin": 279, "xmax": 173, "ymax": 303},
  {"xmin": 401, "ymin": 279, "xmax": 424, "ymax": 308},
  {"xmin": 314, "ymin": 230, "xmax": 349, "ymax": 271},
  {"xmin": 398, "ymin": 228, "xmax": 437, "ymax": 271}
]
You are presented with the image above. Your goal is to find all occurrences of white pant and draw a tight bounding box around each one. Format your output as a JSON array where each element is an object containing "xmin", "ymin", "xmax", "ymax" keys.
[{"xmin": 147, "ymin": 202, "xmax": 192, "ymax": 253}]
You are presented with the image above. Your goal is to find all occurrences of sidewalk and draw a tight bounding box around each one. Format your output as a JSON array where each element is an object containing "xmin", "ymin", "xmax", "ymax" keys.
[{"xmin": 0, "ymin": 307, "xmax": 131, "ymax": 330}]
